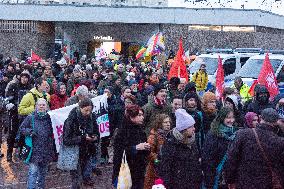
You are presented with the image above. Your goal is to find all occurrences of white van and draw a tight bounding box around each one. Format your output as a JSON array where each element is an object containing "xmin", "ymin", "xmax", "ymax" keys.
[
  {"xmin": 189, "ymin": 49, "xmax": 258, "ymax": 90},
  {"xmin": 233, "ymin": 53, "xmax": 284, "ymax": 93}
]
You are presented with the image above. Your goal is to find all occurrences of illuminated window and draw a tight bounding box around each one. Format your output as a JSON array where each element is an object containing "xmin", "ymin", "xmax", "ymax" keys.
[
  {"xmin": 222, "ymin": 26, "xmax": 255, "ymax": 32},
  {"xmin": 189, "ymin": 25, "xmax": 222, "ymax": 31}
]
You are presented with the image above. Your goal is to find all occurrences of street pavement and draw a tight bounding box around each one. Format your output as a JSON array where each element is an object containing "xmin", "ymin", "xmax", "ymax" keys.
[{"xmin": 0, "ymin": 142, "xmax": 113, "ymax": 189}]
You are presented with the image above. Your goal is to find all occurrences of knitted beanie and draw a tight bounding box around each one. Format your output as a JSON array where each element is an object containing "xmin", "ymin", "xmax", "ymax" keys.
[{"xmin": 175, "ymin": 109, "xmax": 196, "ymax": 131}]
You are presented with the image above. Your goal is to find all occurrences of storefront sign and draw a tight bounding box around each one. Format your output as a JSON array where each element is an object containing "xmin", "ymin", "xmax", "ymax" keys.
[{"xmin": 94, "ymin": 35, "xmax": 113, "ymax": 41}]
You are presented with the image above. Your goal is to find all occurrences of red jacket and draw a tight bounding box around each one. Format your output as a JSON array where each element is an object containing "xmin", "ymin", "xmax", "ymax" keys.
[{"xmin": 50, "ymin": 94, "xmax": 68, "ymax": 110}]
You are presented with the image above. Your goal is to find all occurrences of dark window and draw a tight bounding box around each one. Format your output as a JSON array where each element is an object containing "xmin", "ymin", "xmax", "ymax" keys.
[
  {"xmin": 223, "ymin": 58, "xmax": 236, "ymax": 76},
  {"xmin": 240, "ymin": 57, "xmax": 250, "ymax": 67},
  {"xmin": 277, "ymin": 65, "xmax": 284, "ymax": 83}
]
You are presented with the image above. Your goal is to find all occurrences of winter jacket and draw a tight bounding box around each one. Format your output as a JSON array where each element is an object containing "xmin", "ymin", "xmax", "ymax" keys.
[
  {"xmin": 202, "ymin": 128, "xmax": 236, "ymax": 188},
  {"xmin": 63, "ymin": 107, "xmax": 100, "ymax": 160},
  {"xmin": 144, "ymin": 129, "xmax": 167, "ymax": 189},
  {"xmin": 143, "ymin": 99, "xmax": 172, "ymax": 136},
  {"xmin": 191, "ymin": 70, "xmax": 208, "ymax": 91},
  {"xmin": 50, "ymin": 94, "xmax": 68, "ymax": 110},
  {"xmin": 18, "ymin": 88, "xmax": 50, "ymax": 116},
  {"xmin": 159, "ymin": 130, "xmax": 202, "ymax": 189},
  {"xmin": 19, "ymin": 112, "xmax": 55, "ymax": 164},
  {"xmin": 112, "ymin": 119, "xmax": 149, "ymax": 186},
  {"xmin": 5, "ymin": 80, "xmax": 32, "ymax": 105},
  {"xmin": 232, "ymin": 83, "xmax": 252, "ymax": 102},
  {"xmin": 225, "ymin": 125, "xmax": 284, "ymax": 189}
]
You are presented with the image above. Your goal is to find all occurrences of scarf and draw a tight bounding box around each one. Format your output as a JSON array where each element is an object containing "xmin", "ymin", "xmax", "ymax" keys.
[
  {"xmin": 218, "ymin": 124, "xmax": 237, "ymax": 141},
  {"xmin": 37, "ymin": 111, "xmax": 47, "ymax": 117},
  {"xmin": 154, "ymin": 97, "xmax": 166, "ymax": 107},
  {"xmin": 172, "ymin": 128, "xmax": 195, "ymax": 147}
]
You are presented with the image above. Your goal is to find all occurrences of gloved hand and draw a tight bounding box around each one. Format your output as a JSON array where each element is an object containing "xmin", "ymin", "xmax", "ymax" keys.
[{"xmin": 6, "ymin": 103, "xmax": 15, "ymax": 110}]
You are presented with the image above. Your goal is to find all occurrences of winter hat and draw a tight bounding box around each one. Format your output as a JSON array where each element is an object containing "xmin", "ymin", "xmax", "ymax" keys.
[
  {"xmin": 153, "ymin": 83, "xmax": 166, "ymax": 96},
  {"xmin": 20, "ymin": 70, "xmax": 31, "ymax": 79},
  {"xmin": 128, "ymin": 79, "xmax": 138, "ymax": 87},
  {"xmin": 261, "ymin": 108, "xmax": 279, "ymax": 123},
  {"xmin": 184, "ymin": 82, "xmax": 196, "ymax": 93},
  {"xmin": 145, "ymin": 85, "xmax": 154, "ymax": 95},
  {"xmin": 202, "ymin": 92, "xmax": 216, "ymax": 105},
  {"xmin": 76, "ymin": 85, "xmax": 89, "ymax": 96},
  {"xmin": 175, "ymin": 109, "xmax": 196, "ymax": 131},
  {"xmin": 245, "ymin": 112, "xmax": 258, "ymax": 128},
  {"xmin": 184, "ymin": 92, "xmax": 199, "ymax": 103},
  {"xmin": 152, "ymin": 179, "xmax": 166, "ymax": 189},
  {"xmin": 225, "ymin": 95, "xmax": 239, "ymax": 110}
]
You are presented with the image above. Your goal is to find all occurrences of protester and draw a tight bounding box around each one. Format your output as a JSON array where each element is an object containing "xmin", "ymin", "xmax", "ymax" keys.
[
  {"xmin": 113, "ymin": 104, "xmax": 150, "ymax": 189},
  {"xmin": 64, "ymin": 85, "xmax": 92, "ymax": 106},
  {"xmin": 19, "ymin": 98, "xmax": 55, "ymax": 189},
  {"xmin": 225, "ymin": 108, "xmax": 284, "ymax": 189},
  {"xmin": 246, "ymin": 85, "xmax": 274, "ymax": 115},
  {"xmin": 244, "ymin": 112, "xmax": 259, "ymax": 128},
  {"xmin": 18, "ymin": 77, "xmax": 50, "ymax": 118},
  {"xmin": 233, "ymin": 76, "xmax": 251, "ymax": 102},
  {"xmin": 170, "ymin": 95, "xmax": 183, "ymax": 128},
  {"xmin": 159, "ymin": 109, "xmax": 202, "ymax": 189},
  {"xmin": 63, "ymin": 98, "xmax": 100, "ymax": 188},
  {"xmin": 201, "ymin": 92, "xmax": 217, "ymax": 136},
  {"xmin": 184, "ymin": 92, "xmax": 204, "ymax": 151},
  {"xmin": 50, "ymin": 82, "xmax": 68, "ymax": 110},
  {"xmin": 191, "ymin": 63, "xmax": 208, "ymax": 97},
  {"xmin": 224, "ymin": 94, "xmax": 244, "ymax": 128},
  {"xmin": 202, "ymin": 106, "xmax": 238, "ymax": 189},
  {"xmin": 143, "ymin": 84, "xmax": 172, "ymax": 136},
  {"xmin": 5, "ymin": 71, "xmax": 33, "ymax": 161},
  {"xmin": 144, "ymin": 114, "xmax": 171, "ymax": 189}
]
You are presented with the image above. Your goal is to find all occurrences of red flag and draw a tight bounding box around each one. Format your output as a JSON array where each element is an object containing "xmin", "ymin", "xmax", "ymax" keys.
[
  {"xmin": 215, "ymin": 55, "xmax": 224, "ymax": 99},
  {"xmin": 31, "ymin": 50, "xmax": 42, "ymax": 62},
  {"xmin": 257, "ymin": 53, "xmax": 279, "ymax": 97},
  {"xmin": 168, "ymin": 38, "xmax": 189, "ymax": 81},
  {"xmin": 248, "ymin": 79, "xmax": 258, "ymax": 96}
]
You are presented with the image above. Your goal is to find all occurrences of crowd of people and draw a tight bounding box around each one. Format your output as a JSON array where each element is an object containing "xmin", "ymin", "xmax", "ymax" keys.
[{"xmin": 0, "ymin": 52, "xmax": 283, "ymax": 189}]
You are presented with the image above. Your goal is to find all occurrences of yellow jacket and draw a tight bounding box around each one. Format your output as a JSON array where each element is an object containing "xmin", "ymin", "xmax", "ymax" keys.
[
  {"xmin": 191, "ymin": 70, "xmax": 208, "ymax": 91},
  {"xmin": 232, "ymin": 83, "xmax": 252, "ymax": 102},
  {"xmin": 18, "ymin": 88, "xmax": 50, "ymax": 116}
]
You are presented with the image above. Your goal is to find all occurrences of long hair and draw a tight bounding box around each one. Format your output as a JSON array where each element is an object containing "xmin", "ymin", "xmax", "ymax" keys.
[
  {"xmin": 210, "ymin": 106, "xmax": 234, "ymax": 136},
  {"xmin": 152, "ymin": 114, "xmax": 171, "ymax": 131}
]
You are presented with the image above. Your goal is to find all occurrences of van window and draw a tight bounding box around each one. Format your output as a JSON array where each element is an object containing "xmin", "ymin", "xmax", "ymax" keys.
[
  {"xmin": 277, "ymin": 65, "xmax": 284, "ymax": 83},
  {"xmin": 223, "ymin": 58, "xmax": 236, "ymax": 76},
  {"xmin": 240, "ymin": 57, "xmax": 250, "ymax": 67}
]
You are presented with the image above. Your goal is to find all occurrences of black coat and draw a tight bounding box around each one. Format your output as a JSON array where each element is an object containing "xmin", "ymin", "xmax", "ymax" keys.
[
  {"xmin": 225, "ymin": 125, "xmax": 284, "ymax": 189},
  {"xmin": 159, "ymin": 131, "xmax": 202, "ymax": 189},
  {"xmin": 246, "ymin": 101, "xmax": 274, "ymax": 115},
  {"xmin": 63, "ymin": 107, "xmax": 100, "ymax": 160},
  {"xmin": 202, "ymin": 130, "xmax": 233, "ymax": 188},
  {"xmin": 112, "ymin": 120, "xmax": 149, "ymax": 186}
]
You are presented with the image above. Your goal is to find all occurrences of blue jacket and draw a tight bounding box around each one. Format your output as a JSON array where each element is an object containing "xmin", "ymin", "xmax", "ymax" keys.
[{"xmin": 20, "ymin": 112, "xmax": 55, "ymax": 164}]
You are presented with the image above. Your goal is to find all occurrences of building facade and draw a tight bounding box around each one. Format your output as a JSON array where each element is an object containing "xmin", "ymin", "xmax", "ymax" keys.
[{"xmin": 0, "ymin": 4, "xmax": 284, "ymax": 58}]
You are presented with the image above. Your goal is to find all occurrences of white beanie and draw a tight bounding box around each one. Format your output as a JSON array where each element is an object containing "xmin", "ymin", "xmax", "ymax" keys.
[
  {"xmin": 175, "ymin": 109, "xmax": 195, "ymax": 131},
  {"xmin": 226, "ymin": 95, "xmax": 238, "ymax": 110}
]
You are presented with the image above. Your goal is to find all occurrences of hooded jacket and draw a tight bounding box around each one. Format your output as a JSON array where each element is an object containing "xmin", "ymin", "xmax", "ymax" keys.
[
  {"xmin": 246, "ymin": 86, "xmax": 273, "ymax": 115},
  {"xmin": 18, "ymin": 88, "xmax": 50, "ymax": 116}
]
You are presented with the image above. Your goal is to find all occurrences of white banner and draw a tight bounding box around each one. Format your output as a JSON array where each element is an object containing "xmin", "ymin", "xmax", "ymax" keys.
[{"xmin": 48, "ymin": 94, "xmax": 109, "ymax": 152}]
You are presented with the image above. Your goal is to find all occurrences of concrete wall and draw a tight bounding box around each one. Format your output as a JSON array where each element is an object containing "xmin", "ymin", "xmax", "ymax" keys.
[
  {"xmin": 161, "ymin": 25, "xmax": 284, "ymax": 53},
  {"xmin": 0, "ymin": 21, "xmax": 55, "ymax": 58}
]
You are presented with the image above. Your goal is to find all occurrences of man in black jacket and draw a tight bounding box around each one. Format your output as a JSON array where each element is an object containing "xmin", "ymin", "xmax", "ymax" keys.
[{"xmin": 5, "ymin": 71, "xmax": 32, "ymax": 161}]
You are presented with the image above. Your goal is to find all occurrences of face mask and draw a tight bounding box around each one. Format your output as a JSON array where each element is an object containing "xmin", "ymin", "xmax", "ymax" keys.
[{"xmin": 132, "ymin": 88, "xmax": 138, "ymax": 93}]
